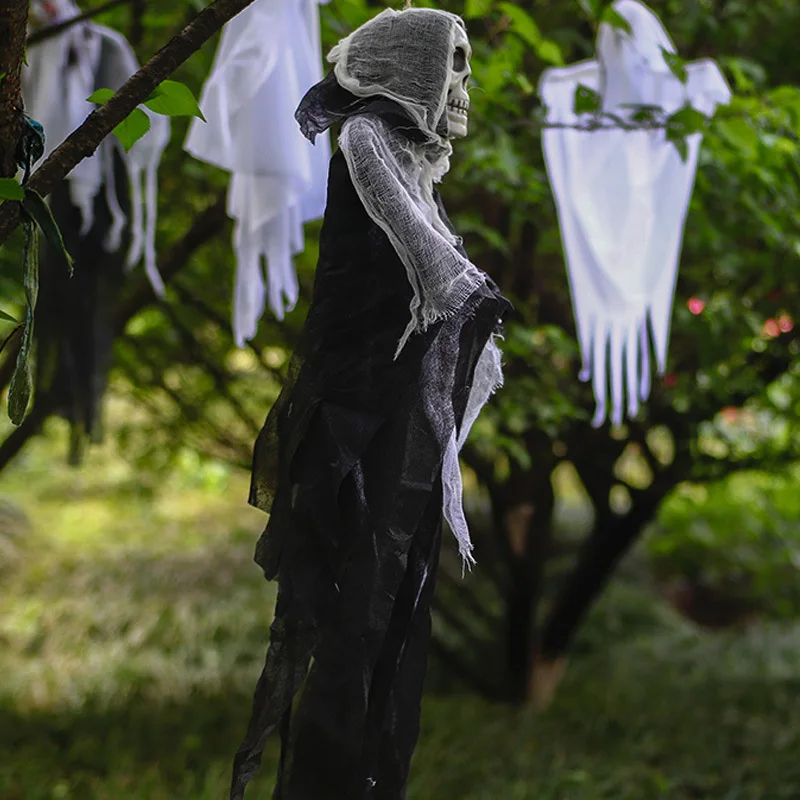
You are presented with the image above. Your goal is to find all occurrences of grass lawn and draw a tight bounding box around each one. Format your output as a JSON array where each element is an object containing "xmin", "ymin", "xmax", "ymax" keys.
[{"xmin": 3, "ymin": 419, "xmax": 800, "ymax": 799}]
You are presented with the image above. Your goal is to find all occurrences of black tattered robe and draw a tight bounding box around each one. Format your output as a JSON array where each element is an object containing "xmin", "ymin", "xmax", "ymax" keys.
[{"xmin": 232, "ymin": 112, "xmax": 509, "ymax": 800}]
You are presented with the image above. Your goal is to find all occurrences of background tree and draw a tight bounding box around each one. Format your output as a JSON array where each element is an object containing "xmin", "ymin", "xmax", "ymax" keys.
[{"xmin": 2, "ymin": 0, "xmax": 800, "ymax": 710}]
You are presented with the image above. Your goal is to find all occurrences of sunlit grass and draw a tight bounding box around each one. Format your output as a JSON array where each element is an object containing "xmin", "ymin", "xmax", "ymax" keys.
[
  {"xmin": 3, "ymin": 420, "xmax": 800, "ymax": 798},
  {"xmin": 1, "ymin": 415, "xmax": 269, "ymax": 715}
]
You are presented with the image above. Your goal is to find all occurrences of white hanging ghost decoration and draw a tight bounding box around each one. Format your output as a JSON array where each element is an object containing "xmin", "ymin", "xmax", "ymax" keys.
[
  {"xmin": 24, "ymin": 0, "xmax": 171, "ymax": 296},
  {"xmin": 539, "ymin": 0, "xmax": 731, "ymax": 427},
  {"xmin": 184, "ymin": 0, "xmax": 331, "ymax": 347}
]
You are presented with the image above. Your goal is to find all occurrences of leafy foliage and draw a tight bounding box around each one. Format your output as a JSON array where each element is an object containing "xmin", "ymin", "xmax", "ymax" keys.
[
  {"xmin": 7, "ymin": 222, "xmax": 38, "ymax": 424},
  {"xmin": 649, "ymin": 466, "xmax": 800, "ymax": 618},
  {"xmin": 114, "ymin": 107, "xmax": 151, "ymax": 152},
  {"xmin": 0, "ymin": 177, "xmax": 24, "ymax": 201},
  {"xmin": 143, "ymin": 79, "xmax": 206, "ymax": 120},
  {"xmin": 5, "ymin": 189, "xmax": 74, "ymax": 424},
  {"xmin": 1, "ymin": 0, "xmax": 800, "ymax": 698},
  {"xmin": 4, "ymin": 436, "xmax": 800, "ymax": 798},
  {"xmin": 88, "ymin": 78, "xmax": 204, "ymax": 152}
]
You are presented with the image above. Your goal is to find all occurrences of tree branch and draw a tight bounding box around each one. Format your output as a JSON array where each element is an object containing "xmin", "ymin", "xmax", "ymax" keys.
[
  {"xmin": 171, "ymin": 279, "xmax": 286, "ymax": 383},
  {"xmin": 27, "ymin": 0, "xmax": 137, "ymax": 46},
  {"xmin": 0, "ymin": 0, "xmax": 257, "ymax": 244},
  {"xmin": 0, "ymin": 0, "xmax": 29, "ymax": 178},
  {"xmin": 157, "ymin": 300, "xmax": 262, "ymax": 438},
  {"xmin": 119, "ymin": 336, "xmax": 253, "ymax": 466},
  {"xmin": 114, "ymin": 192, "xmax": 227, "ymax": 331}
]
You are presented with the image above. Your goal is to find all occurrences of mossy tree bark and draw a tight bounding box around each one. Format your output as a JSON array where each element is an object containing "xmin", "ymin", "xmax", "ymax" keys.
[{"xmin": 0, "ymin": 0, "xmax": 29, "ymax": 178}]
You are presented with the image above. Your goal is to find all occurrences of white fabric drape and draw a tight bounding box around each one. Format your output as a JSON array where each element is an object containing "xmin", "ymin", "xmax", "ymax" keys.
[
  {"xmin": 184, "ymin": 0, "xmax": 331, "ymax": 347},
  {"xmin": 24, "ymin": 0, "xmax": 170, "ymax": 296},
  {"xmin": 539, "ymin": 0, "xmax": 731, "ymax": 426}
]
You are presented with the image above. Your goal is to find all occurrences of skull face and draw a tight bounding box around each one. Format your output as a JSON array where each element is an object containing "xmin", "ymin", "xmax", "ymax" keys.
[{"xmin": 446, "ymin": 25, "xmax": 472, "ymax": 139}]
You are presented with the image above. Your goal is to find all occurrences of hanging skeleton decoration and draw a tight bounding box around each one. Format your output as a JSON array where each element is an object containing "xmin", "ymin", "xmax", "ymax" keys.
[
  {"xmin": 23, "ymin": 0, "xmax": 170, "ymax": 460},
  {"xmin": 232, "ymin": 8, "xmax": 509, "ymax": 799},
  {"xmin": 185, "ymin": 0, "xmax": 331, "ymax": 347},
  {"xmin": 539, "ymin": 0, "xmax": 730, "ymax": 427}
]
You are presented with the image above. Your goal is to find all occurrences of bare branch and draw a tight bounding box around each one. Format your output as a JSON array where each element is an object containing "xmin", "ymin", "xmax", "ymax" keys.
[{"xmin": 114, "ymin": 191, "xmax": 227, "ymax": 330}]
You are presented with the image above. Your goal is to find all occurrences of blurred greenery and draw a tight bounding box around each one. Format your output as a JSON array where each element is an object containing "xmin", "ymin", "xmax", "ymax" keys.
[
  {"xmin": 3, "ymin": 0, "xmax": 800, "ymax": 792},
  {"xmin": 648, "ymin": 463, "xmax": 800, "ymax": 620},
  {"xmin": 4, "ymin": 423, "xmax": 800, "ymax": 799}
]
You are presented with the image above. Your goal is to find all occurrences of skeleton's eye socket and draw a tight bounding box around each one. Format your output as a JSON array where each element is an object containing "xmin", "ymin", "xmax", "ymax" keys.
[{"xmin": 453, "ymin": 46, "xmax": 467, "ymax": 73}]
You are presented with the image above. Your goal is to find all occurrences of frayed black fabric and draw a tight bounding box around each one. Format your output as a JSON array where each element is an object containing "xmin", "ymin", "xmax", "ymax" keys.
[
  {"xmin": 233, "ymin": 113, "xmax": 509, "ymax": 799},
  {"xmin": 295, "ymin": 72, "xmax": 430, "ymax": 148}
]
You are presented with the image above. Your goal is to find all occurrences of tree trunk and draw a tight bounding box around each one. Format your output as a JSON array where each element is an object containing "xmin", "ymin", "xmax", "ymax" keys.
[
  {"xmin": 0, "ymin": 0, "xmax": 29, "ymax": 178},
  {"xmin": 539, "ymin": 472, "xmax": 680, "ymax": 663},
  {"xmin": 490, "ymin": 433, "xmax": 556, "ymax": 704}
]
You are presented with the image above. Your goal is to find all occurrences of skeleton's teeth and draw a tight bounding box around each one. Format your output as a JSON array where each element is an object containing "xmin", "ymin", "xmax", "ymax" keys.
[{"xmin": 447, "ymin": 98, "xmax": 469, "ymax": 116}]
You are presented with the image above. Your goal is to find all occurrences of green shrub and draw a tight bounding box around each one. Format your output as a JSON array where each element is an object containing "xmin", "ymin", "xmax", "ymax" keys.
[{"xmin": 646, "ymin": 466, "xmax": 800, "ymax": 618}]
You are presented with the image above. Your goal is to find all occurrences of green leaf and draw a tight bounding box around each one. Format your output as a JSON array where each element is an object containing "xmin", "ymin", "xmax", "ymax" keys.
[
  {"xmin": 768, "ymin": 85, "xmax": 800, "ymax": 132},
  {"xmin": 22, "ymin": 188, "xmax": 75, "ymax": 274},
  {"xmin": 472, "ymin": 38, "xmax": 522, "ymax": 95},
  {"xmin": 573, "ymin": 83, "xmax": 601, "ymax": 115},
  {"xmin": 516, "ymin": 73, "xmax": 535, "ymax": 95},
  {"xmin": 113, "ymin": 107, "xmax": 151, "ymax": 152},
  {"xmin": 767, "ymin": 85, "xmax": 800, "ymax": 108},
  {"xmin": 0, "ymin": 178, "xmax": 24, "ymax": 201},
  {"xmin": 667, "ymin": 133, "xmax": 689, "ymax": 163},
  {"xmin": 499, "ymin": 3, "xmax": 541, "ymax": 49},
  {"xmin": 661, "ymin": 48, "xmax": 688, "ymax": 84},
  {"xmin": 665, "ymin": 105, "xmax": 707, "ymax": 163},
  {"xmin": 716, "ymin": 117, "xmax": 759, "ymax": 157},
  {"xmin": 144, "ymin": 80, "xmax": 205, "ymax": 121},
  {"xmin": 667, "ymin": 105, "xmax": 709, "ymax": 137},
  {"xmin": 720, "ymin": 57, "xmax": 766, "ymax": 94},
  {"xmin": 465, "ymin": 0, "xmax": 492, "ymax": 18},
  {"xmin": 87, "ymin": 87, "xmax": 115, "ymax": 104},
  {"xmin": 8, "ymin": 222, "xmax": 39, "ymax": 425},
  {"xmin": 578, "ymin": 0, "xmax": 602, "ymax": 19},
  {"xmin": 536, "ymin": 39, "xmax": 564, "ymax": 67},
  {"xmin": 0, "ymin": 308, "xmax": 18, "ymax": 323},
  {"xmin": 600, "ymin": 6, "xmax": 632, "ymax": 35}
]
